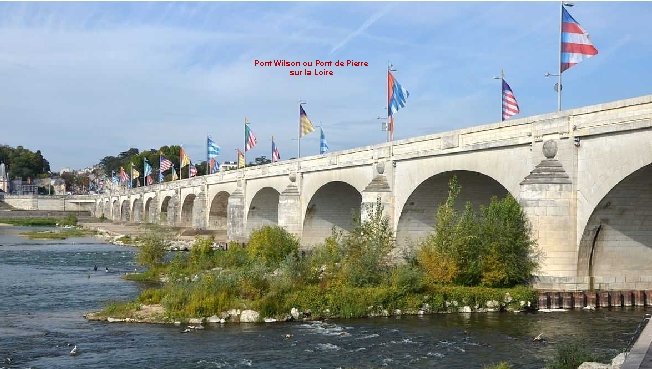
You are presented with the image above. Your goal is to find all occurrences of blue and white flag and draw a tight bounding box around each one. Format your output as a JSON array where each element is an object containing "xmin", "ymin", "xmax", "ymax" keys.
[
  {"xmin": 111, "ymin": 170, "xmax": 119, "ymax": 184},
  {"xmin": 320, "ymin": 128, "xmax": 329, "ymax": 154},
  {"xmin": 207, "ymin": 136, "xmax": 221, "ymax": 158}
]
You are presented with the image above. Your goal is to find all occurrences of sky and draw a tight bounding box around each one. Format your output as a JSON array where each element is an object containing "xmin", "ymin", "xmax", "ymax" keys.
[{"xmin": 0, "ymin": 1, "xmax": 651, "ymax": 171}]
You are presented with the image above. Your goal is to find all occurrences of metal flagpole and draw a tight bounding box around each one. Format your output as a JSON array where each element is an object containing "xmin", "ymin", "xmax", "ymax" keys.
[
  {"xmin": 244, "ymin": 117, "xmax": 247, "ymax": 169},
  {"xmin": 558, "ymin": 1, "xmax": 564, "ymax": 111},
  {"xmin": 494, "ymin": 69, "xmax": 505, "ymax": 121},
  {"xmin": 206, "ymin": 136, "xmax": 209, "ymax": 176},
  {"xmin": 386, "ymin": 63, "xmax": 390, "ymax": 143},
  {"xmin": 297, "ymin": 102, "xmax": 302, "ymax": 160}
]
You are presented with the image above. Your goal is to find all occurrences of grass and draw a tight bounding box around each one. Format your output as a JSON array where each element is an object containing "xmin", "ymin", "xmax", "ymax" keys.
[
  {"xmin": 96, "ymin": 301, "xmax": 141, "ymax": 318},
  {"xmin": 0, "ymin": 217, "xmax": 60, "ymax": 226},
  {"xmin": 19, "ymin": 228, "xmax": 94, "ymax": 240},
  {"xmin": 0, "ymin": 215, "xmax": 78, "ymax": 227}
]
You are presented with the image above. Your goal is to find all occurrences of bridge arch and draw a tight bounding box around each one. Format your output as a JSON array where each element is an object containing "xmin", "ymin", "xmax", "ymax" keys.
[
  {"xmin": 159, "ymin": 195, "xmax": 179, "ymax": 226},
  {"xmin": 120, "ymin": 199, "xmax": 130, "ymax": 222},
  {"xmin": 131, "ymin": 198, "xmax": 143, "ymax": 222},
  {"xmin": 395, "ymin": 170, "xmax": 509, "ymax": 251},
  {"xmin": 144, "ymin": 197, "xmax": 154, "ymax": 223},
  {"xmin": 103, "ymin": 200, "xmax": 110, "ymax": 219},
  {"xmin": 577, "ymin": 163, "xmax": 652, "ymax": 289},
  {"xmin": 302, "ymin": 181, "xmax": 362, "ymax": 247},
  {"xmin": 112, "ymin": 199, "xmax": 119, "ymax": 221},
  {"xmin": 209, "ymin": 191, "xmax": 230, "ymax": 232},
  {"xmin": 180, "ymin": 194, "xmax": 196, "ymax": 228},
  {"xmin": 246, "ymin": 187, "xmax": 280, "ymax": 234}
]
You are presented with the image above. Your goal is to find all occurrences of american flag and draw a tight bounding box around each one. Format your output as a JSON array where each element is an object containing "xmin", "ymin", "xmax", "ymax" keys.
[
  {"xmin": 272, "ymin": 139, "xmax": 280, "ymax": 162},
  {"xmin": 160, "ymin": 155, "xmax": 173, "ymax": 172},
  {"xmin": 189, "ymin": 164, "xmax": 197, "ymax": 177},
  {"xmin": 245, "ymin": 119, "xmax": 257, "ymax": 151},
  {"xmin": 119, "ymin": 167, "xmax": 128, "ymax": 182},
  {"xmin": 502, "ymin": 79, "xmax": 520, "ymax": 121},
  {"xmin": 561, "ymin": 6, "xmax": 598, "ymax": 73}
]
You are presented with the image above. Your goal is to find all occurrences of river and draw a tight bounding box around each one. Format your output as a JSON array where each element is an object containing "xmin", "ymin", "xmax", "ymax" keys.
[{"xmin": 0, "ymin": 225, "xmax": 647, "ymax": 369}]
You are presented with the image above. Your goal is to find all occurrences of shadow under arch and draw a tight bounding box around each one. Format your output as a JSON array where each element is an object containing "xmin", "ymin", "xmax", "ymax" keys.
[
  {"xmin": 302, "ymin": 181, "xmax": 362, "ymax": 247},
  {"xmin": 577, "ymin": 163, "xmax": 652, "ymax": 289},
  {"xmin": 246, "ymin": 187, "xmax": 280, "ymax": 235},
  {"xmin": 395, "ymin": 170, "xmax": 509, "ymax": 251}
]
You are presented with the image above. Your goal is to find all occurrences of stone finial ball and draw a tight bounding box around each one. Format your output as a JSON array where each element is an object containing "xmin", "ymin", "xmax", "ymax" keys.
[
  {"xmin": 289, "ymin": 173, "xmax": 297, "ymax": 183},
  {"xmin": 376, "ymin": 162, "xmax": 385, "ymax": 175},
  {"xmin": 543, "ymin": 140, "xmax": 558, "ymax": 159}
]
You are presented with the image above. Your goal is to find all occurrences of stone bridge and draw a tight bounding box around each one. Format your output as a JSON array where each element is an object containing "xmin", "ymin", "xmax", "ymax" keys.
[{"xmin": 91, "ymin": 94, "xmax": 652, "ymax": 291}]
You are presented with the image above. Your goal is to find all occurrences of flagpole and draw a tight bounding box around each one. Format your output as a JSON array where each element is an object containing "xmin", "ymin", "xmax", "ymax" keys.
[
  {"xmin": 244, "ymin": 117, "xmax": 247, "ymax": 169},
  {"xmin": 558, "ymin": 1, "xmax": 564, "ymax": 111},
  {"xmin": 271, "ymin": 135, "xmax": 274, "ymax": 162},
  {"xmin": 297, "ymin": 102, "xmax": 302, "ymax": 160}
]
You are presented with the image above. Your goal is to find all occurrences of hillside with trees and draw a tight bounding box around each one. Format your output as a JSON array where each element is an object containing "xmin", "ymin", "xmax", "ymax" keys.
[{"xmin": 0, "ymin": 145, "xmax": 51, "ymax": 180}]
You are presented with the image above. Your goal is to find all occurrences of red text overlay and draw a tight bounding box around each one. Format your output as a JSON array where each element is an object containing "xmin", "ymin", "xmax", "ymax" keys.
[{"xmin": 253, "ymin": 59, "xmax": 369, "ymax": 76}]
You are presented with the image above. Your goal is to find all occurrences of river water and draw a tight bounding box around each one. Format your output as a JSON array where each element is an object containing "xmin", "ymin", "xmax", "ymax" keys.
[{"xmin": 0, "ymin": 225, "xmax": 648, "ymax": 369}]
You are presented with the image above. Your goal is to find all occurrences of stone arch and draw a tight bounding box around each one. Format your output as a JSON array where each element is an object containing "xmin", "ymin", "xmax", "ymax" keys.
[
  {"xmin": 95, "ymin": 201, "xmax": 103, "ymax": 218},
  {"xmin": 209, "ymin": 191, "xmax": 230, "ymax": 231},
  {"xmin": 302, "ymin": 181, "xmax": 362, "ymax": 247},
  {"xmin": 131, "ymin": 198, "xmax": 143, "ymax": 223},
  {"xmin": 246, "ymin": 187, "xmax": 280, "ymax": 234},
  {"xmin": 577, "ymin": 163, "xmax": 652, "ymax": 289},
  {"xmin": 395, "ymin": 170, "xmax": 509, "ymax": 251},
  {"xmin": 144, "ymin": 197, "xmax": 155, "ymax": 223},
  {"xmin": 112, "ymin": 200, "xmax": 119, "ymax": 221},
  {"xmin": 160, "ymin": 195, "xmax": 178, "ymax": 226},
  {"xmin": 180, "ymin": 194, "xmax": 196, "ymax": 228},
  {"xmin": 120, "ymin": 199, "xmax": 130, "ymax": 222}
]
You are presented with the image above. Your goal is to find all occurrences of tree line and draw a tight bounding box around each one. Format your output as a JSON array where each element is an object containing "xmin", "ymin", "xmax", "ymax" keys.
[{"xmin": 0, "ymin": 145, "xmax": 51, "ymax": 180}]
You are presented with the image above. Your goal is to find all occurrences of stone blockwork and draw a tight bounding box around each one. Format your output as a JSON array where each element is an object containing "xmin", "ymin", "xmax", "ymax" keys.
[{"xmin": 9, "ymin": 93, "xmax": 648, "ymax": 291}]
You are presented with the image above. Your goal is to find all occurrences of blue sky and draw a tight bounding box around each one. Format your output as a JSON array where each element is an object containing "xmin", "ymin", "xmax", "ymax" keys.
[{"xmin": 0, "ymin": 1, "xmax": 650, "ymax": 171}]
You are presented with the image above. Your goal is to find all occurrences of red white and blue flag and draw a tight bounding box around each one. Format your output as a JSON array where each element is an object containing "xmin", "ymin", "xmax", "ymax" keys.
[
  {"xmin": 272, "ymin": 138, "xmax": 280, "ymax": 162},
  {"xmin": 561, "ymin": 6, "xmax": 598, "ymax": 73},
  {"xmin": 502, "ymin": 79, "xmax": 520, "ymax": 121},
  {"xmin": 245, "ymin": 119, "xmax": 257, "ymax": 151},
  {"xmin": 387, "ymin": 70, "xmax": 409, "ymax": 140},
  {"xmin": 160, "ymin": 154, "xmax": 173, "ymax": 172},
  {"xmin": 189, "ymin": 164, "xmax": 197, "ymax": 177}
]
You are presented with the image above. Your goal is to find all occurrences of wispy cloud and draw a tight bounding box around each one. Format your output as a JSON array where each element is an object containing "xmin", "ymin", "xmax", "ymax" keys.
[{"xmin": 329, "ymin": 3, "xmax": 395, "ymax": 55}]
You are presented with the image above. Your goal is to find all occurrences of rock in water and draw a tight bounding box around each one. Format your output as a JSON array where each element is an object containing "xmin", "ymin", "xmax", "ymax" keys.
[
  {"xmin": 70, "ymin": 345, "xmax": 79, "ymax": 356},
  {"xmin": 240, "ymin": 310, "xmax": 260, "ymax": 323}
]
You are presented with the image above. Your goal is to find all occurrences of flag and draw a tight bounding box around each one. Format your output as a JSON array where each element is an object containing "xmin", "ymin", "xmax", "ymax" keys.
[
  {"xmin": 131, "ymin": 165, "xmax": 140, "ymax": 179},
  {"xmin": 209, "ymin": 158, "xmax": 220, "ymax": 174},
  {"xmin": 272, "ymin": 137, "xmax": 281, "ymax": 162},
  {"xmin": 388, "ymin": 71, "xmax": 409, "ymax": 116},
  {"xmin": 561, "ymin": 6, "xmax": 598, "ymax": 73},
  {"xmin": 502, "ymin": 79, "xmax": 520, "ymax": 121},
  {"xmin": 180, "ymin": 147, "xmax": 191, "ymax": 168},
  {"xmin": 171, "ymin": 167, "xmax": 179, "ymax": 180},
  {"xmin": 111, "ymin": 170, "xmax": 118, "ymax": 184},
  {"xmin": 207, "ymin": 137, "xmax": 220, "ymax": 158},
  {"xmin": 189, "ymin": 164, "xmax": 197, "ymax": 177},
  {"xmin": 245, "ymin": 119, "xmax": 257, "ymax": 151},
  {"xmin": 388, "ymin": 71, "xmax": 409, "ymax": 138},
  {"xmin": 158, "ymin": 171, "xmax": 164, "ymax": 183},
  {"xmin": 146, "ymin": 175, "xmax": 154, "ymax": 186},
  {"xmin": 320, "ymin": 128, "xmax": 329, "ymax": 154},
  {"xmin": 119, "ymin": 167, "xmax": 128, "ymax": 182},
  {"xmin": 299, "ymin": 105, "xmax": 315, "ymax": 137},
  {"xmin": 160, "ymin": 154, "xmax": 173, "ymax": 172},
  {"xmin": 143, "ymin": 158, "xmax": 152, "ymax": 177},
  {"xmin": 237, "ymin": 149, "xmax": 245, "ymax": 169}
]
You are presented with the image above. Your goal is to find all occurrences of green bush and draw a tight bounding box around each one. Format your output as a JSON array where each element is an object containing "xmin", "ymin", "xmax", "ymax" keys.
[
  {"xmin": 59, "ymin": 214, "xmax": 78, "ymax": 226},
  {"xmin": 247, "ymin": 226, "xmax": 299, "ymax": 267},
  {"xmin": 484, "ymin": 362, "xmax": 512, "ymax": 369},
  {"xmin": 190, "ymin": 236, "xmax": 215, "ymax": 270},
  {"xmin": 136, "ymin": 233, "xmax": 167, "ymax": 269},
  {"xmin": 546, "ymin": 342, "xmax": 603, "ymax": 369},
  {"xmin": 417, "ymin": 176, "xmax": 539, "ymax": 288}
]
